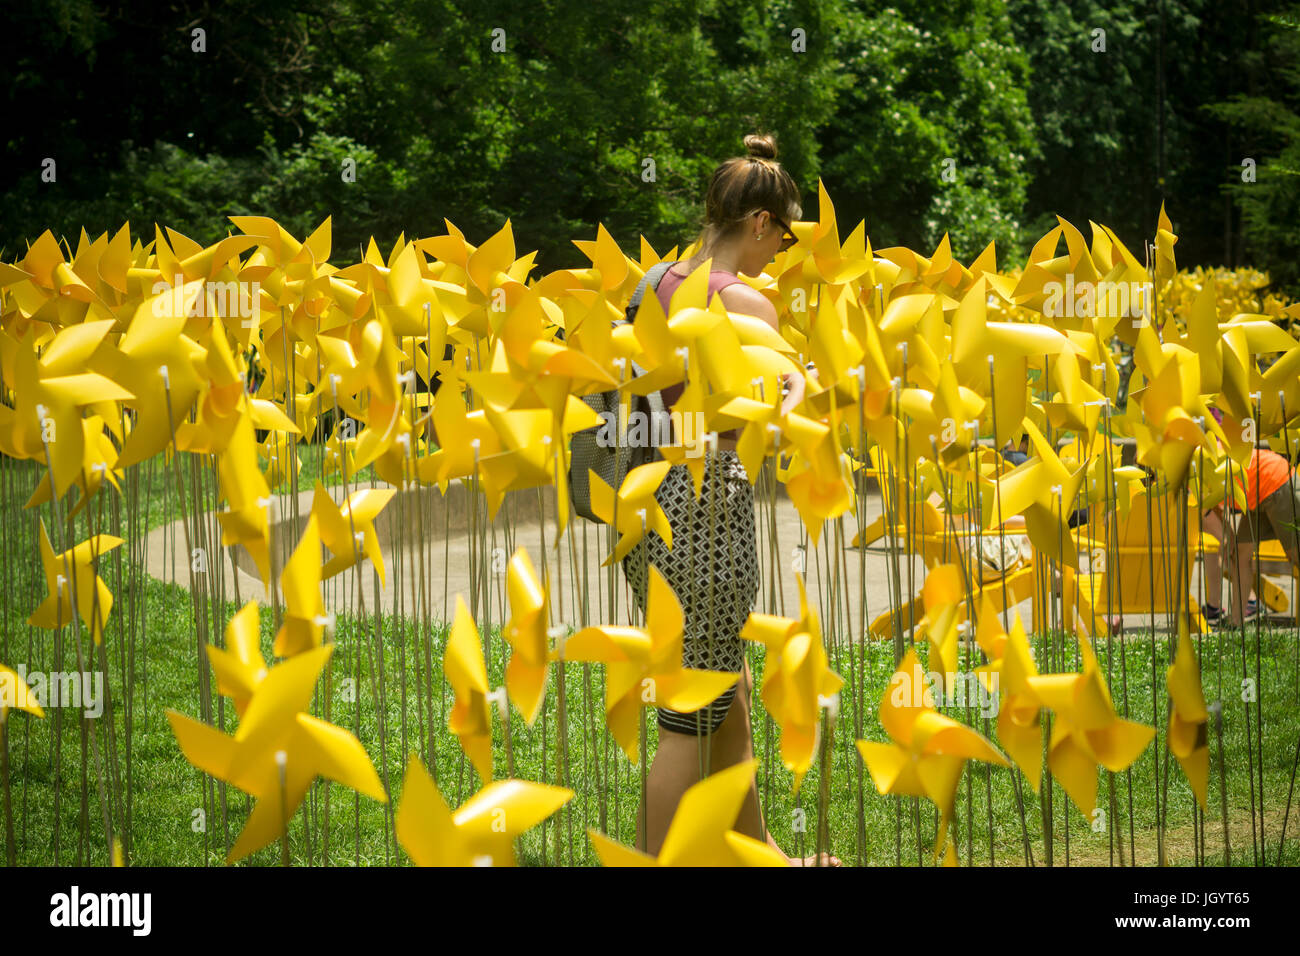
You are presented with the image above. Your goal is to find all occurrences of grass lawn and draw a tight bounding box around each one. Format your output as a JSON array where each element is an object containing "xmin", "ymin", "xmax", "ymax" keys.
[
  {"xmin": 3, "ymin": 455, "xmax": 1300, "ymax": 866},
  {"xmin": 4, "ymin": 571, "xmax": 1300, "ymax": 866}
]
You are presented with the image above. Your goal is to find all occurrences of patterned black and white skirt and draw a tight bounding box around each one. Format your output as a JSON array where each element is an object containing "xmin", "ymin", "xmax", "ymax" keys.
[{"xmin": 622, "ymin": 450, "xmax": 759, "ymax": 735}]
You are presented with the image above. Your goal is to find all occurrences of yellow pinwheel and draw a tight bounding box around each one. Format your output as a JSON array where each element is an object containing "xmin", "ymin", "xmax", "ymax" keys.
[
  {"xmin": 2, "ymin": 320, "xmax": 134, "ymax": 499},
  {"xmin": 951, "ymin": 276, "xmax": 1079, "ymax": 445},
  {"xmin": 463, "ymin": 311, "xmax": 615, "ymax": 419},
  {"xmin": 588, "ymin": 459, "xmax": 673, "ymax": 565},
  {"xmin": 588, "ymin": 760, "xmax": 787, "ymax": 867},
  {"xmin": 215, "ymin": 412, "xmax": 273, "ymax": 586},
  {"xmin": 334, "ymin": 319, "xmax": 406, "ymax": 472},
  {"xmin": 974, "ymin": 601, "xmax": 1046, "ymax": 787},
  {"xmin": 740, "ymin": 575, "xmax": 843, "ymax": 791},
  {"xmin": 717, "ymin": 389, "xmax": 825, "ymax": 487},
  {"xmin": 474, "ymin": 405, "xmax": 565, "ymax": 514},
  {"xmin": 310, "ymin": 482, "xmax": 396, "ymax": 587},
  {"xmin": 561, "ymin": 565, "xmax": 739, "ymax": 762},
  {"xmin": 570, "ymin": 221, "xmax": 634, "ymax": 295},
  {"xmin": 106, "ymin": 281, "xmax": 207, "ymax": 468},
  {"xmin": 798, "ymin": 179, "xmax": 871, "ymax": 286},
  {"xmin": 175, "ymin": 319, "xmax": 247, "ymax": 454},
  {"xmin": 322, "ymin": 428, "xmax": 359, "ymax": 482},
  {"xmin": 1167, "ymin": 613, "xmax": 1209, "ymax": 811},
  {"xmin": 377, "ymin": 238, "xmax": 465, "ymax": 338},
  {"xmin": 420, "ymin": 365, "xmax": 503, "ymax": 487},
  {"xmin": 1155, "ymin": 202, "xmax": 1178, "ymax": 287},
  {"xmin": 260, "ymin": 430, "xmax": 300, "ymax": 489},
  {"xmin": 503, "ymin": 548, "xmax": 550, "ymax": 726},
  {"xmin": 782, "ymin": 428, "xmax": 855, "ymax": 547},
  {"xmin": 396, "ymin": 754, "xmax": 572, "ymax": 866},
  {"xmin": 0, "ymin": 662, "xmax": 45, "ymax": 718},
  {"xmin": 1132, "ymin": 351, "xmax": 1212, "ymax": 491},
  {"xmin": 206, "ymin": 601, "xmax": 268, "ymax": 718},
  {"xmin": 167, "ymin": 644, "xmax": 386, "ymax": 862},
  {"xmin": 29, "ymin": 519, "xmax": 124, "ymax": 645},
  {"xmin": 445, "ymin": 596, "xmax": 495, "ymax": 782},
  {"xmin": 857, "ymin": 648, "xmax": 1008, "ymax": 857},
  {"xmin": 272, "ymin": 516, "xmax": 326, "ymax": 658},
  {"xmin": 897, "ymin": 361, "xmax": 985, "ymax": 468},
  {"xmin": 22, "ymin": 413, "xmax": 124, "ymax": 519},
  {"xmin": 1031, "ymin": 631, "xmax": 1155, "ymax": 817},
  {"xmin": 978, "ymin": 418, "xmax": 1086, "ymax": 566},
  {"xmin": 914, "ymin": 564, "xmax": 965, "ymax": 694}
]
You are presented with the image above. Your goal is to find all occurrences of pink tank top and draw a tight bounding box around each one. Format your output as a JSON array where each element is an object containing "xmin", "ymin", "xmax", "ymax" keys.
[
  {"xmin": 653, "ymin": 262, "xmax": 745, "ymax": 314},
  {"xmin": 652, "ymin": 262, "xmax": 744, "ymax": 440}
]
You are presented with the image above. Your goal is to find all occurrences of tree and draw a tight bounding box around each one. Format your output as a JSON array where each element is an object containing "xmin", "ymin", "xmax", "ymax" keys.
[
  {"xmin": 1210, "ymin": 4, "xmax": 1300, "ymax": 293},
  {"xmin": 818, "ymin": 0, "xmax": 1038, "ymax": 262}
]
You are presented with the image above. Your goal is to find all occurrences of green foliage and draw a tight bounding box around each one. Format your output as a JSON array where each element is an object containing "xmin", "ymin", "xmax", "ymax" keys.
[
  {"xmin": 1006, "ymin": 0, "xmax": 1153, "ymax": 246},
  {"xmin": 1, "ymin": 0, "xmax": 1298, "ymax": 285},
  {"xmin": 1209, "ymin": 3, "xmax": 1300, "ymax": 292},
  {"xmin": 821, "ymin": 0, "xmax": 1038, "ymax": 261}
]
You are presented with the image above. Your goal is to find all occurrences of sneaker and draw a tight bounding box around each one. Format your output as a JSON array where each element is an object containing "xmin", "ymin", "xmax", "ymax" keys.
[{"xmin": 1209, "ymin": 604, "xmax": 1258, "ymax": 629}]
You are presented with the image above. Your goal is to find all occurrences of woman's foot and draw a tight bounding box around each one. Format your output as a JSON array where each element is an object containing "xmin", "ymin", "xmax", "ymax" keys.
[
  {"xmin": 791, "ymin": 851, "xmax": 841, "ymax": 867},
  {"xmin": 766, "ymin": 830, "xmax": 841, "ymax": 866},
  {"xmin": 1227, "ymin": 610, "xmax": 1259, "ymax": 628}
]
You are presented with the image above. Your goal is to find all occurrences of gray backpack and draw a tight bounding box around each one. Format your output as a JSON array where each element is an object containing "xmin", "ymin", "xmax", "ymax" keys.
[{"xmin": 568, "ymin": 261, "xmax": 675, "ymax": 523}]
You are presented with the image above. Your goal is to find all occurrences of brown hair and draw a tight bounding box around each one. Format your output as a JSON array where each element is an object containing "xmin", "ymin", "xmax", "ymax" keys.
[{"xmin": 694, "ymin": 133, "xmax": 802, "ymax": 256}]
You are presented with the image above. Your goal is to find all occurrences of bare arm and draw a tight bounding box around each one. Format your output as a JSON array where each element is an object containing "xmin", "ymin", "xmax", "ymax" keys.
[{"xmin": 718, "ymin": 284, "xmax": 805, "ymax": 416}]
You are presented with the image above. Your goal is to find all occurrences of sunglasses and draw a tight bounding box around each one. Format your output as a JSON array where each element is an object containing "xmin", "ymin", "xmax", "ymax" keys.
[{"xmin": 758, "ymin": 210, "xmax": 797, "ymax": 252}]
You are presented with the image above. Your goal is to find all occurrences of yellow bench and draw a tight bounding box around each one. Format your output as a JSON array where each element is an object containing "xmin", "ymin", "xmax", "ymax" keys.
[{"xmin": 1061, "ymin": 490, "xmax": 1218, "ymax": 635}]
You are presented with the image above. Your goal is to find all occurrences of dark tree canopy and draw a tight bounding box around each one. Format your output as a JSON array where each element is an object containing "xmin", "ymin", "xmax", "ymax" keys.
[{"xmin": 2, "ymin": 0, "xmax": 1296, "ymax": 292}]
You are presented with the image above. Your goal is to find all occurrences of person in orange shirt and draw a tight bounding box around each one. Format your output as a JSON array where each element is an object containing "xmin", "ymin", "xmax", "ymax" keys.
[
  {"xmin": 1215, "ymin": 446, "xmax": 1300, "ymax": 625},
  {"xmin": 1200, "ymin": 506, "xmax": 1255, "ymax": 624}
]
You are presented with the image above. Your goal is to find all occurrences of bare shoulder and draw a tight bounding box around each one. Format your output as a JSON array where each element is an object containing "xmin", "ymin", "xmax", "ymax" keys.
[{"xmin": 718, "ymin": 281, "xmax": 779, "ymax": 328}]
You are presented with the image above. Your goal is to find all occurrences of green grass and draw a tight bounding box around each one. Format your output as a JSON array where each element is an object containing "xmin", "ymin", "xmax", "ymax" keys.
[
  {"xmin": 4, "ymin": 564, "xmax": 1300, "ymax": 866},
  {"xmin": 4, "ymin": 454, "xmax": 1300, "ymax": 867}
]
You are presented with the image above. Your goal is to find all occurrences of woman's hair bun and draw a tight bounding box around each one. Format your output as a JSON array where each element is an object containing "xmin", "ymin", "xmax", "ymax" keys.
[{"xmin": 743, "ymin": 133, "xmax": 778, "ymax": 161}]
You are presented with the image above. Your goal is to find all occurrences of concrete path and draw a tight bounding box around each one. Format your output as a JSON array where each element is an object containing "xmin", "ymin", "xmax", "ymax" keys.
[{"xmin": 143, "ymin": 477, "xmax": 1284, "ymax": 638}]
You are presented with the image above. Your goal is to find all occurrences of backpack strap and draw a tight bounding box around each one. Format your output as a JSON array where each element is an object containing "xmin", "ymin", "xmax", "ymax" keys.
[
  {"xmin": 622, "ymin": 261, "xmax": 676, "ymax": 325},
  {"xmin": 556, "ymin": 260, "xmax": 673, "ymax": 343}
]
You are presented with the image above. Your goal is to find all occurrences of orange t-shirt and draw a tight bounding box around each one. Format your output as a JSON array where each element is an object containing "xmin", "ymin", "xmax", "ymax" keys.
[{"xmin": 1236, "ymin": 449, "xmax": 1292, "ymax": 510}]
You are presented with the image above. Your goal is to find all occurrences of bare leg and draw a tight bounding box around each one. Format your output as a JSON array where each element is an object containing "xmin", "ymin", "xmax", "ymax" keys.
[
  {"xmin": 710, "ymin": 662, "xmax": 761, "ymax": 830},
  {"xmin": 1230, "ymin": 540, "xmax": 1255, "ymax": 625},
  {"xmin": 636, "ymin": 661, "xmax": 839, "ymax": 865},
  {"xmin": 637, "ymin": 720, "xmax": 705, "ymax": 856},
  {"xmin": 711, "ymin": 661, "xmax": 839, "ymax": 866}
]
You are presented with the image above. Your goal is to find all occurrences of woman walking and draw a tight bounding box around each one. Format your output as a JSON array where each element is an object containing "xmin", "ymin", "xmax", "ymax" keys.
[{"xmin": 622, "ymin": 132, "xmax": 838, "ymax": 865}]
